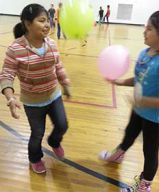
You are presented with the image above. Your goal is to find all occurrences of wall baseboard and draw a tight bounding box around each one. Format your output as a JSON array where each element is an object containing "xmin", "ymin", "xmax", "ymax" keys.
[
  {"xmin": 96, "ymin": 21, "xmax": 144, "ymax": 26},
  {"xmin": 0, "ymin": 13, "xmax": 19, "ymax": 17},
  {"xmin": 0, "ymin": 14, "xmax": 144, "ymax": 26}
]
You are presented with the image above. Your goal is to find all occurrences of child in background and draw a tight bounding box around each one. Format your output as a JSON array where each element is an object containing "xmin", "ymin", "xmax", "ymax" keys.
[
  {"xmin": 99, "ymin": 11, "xmax": 159, "ymax": 192},
  {"xmin": 103, "ymin": 5, "xmax": 110, "ymax": 23},
  {"xmin": 98, "ymin": 6, "xmax": 104, "ymax": 24},
  {"xmin": 56, "ymin": 2, "xmax": 66, "ymax": 39},
  {"xmin": 0, "ymin": 4, "xmax": 71, "ymax": 174},
  {"xmin": 48, "ymin": 3, "xmax": 56, "ymax": 33}
]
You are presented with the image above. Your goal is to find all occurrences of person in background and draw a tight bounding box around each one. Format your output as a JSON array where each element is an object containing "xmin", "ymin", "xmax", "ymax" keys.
[
  {"xmin": 103, "ymin": 5, "xmax": 110, "ymax": 23},
  {"xmin": 98, "ymin": 6, "xmax": 104, "ymax": 25},
  {"xmin": 48, "ymin": 3, "xmax": 56, "ymax": 33},
  {"xmin": 56, "ymin": 2, "xmax": 66, "ymax": 39},
  {"xmin": 0, "ymin": 3, "xmax": 71, "ymax": 174}
]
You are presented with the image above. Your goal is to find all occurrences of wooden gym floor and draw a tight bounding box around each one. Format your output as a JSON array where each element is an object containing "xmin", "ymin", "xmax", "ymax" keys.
[{"xmin": 0, "ymin": 15, "xmax": 158, "ymax": 192}]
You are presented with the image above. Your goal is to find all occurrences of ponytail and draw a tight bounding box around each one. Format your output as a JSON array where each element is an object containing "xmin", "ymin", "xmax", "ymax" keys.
[{"xmin": 13, "ymin": 22, "xmax": 26, "ymax": 39}]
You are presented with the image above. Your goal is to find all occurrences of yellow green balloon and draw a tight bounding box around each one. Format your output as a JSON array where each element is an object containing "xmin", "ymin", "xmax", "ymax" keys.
[{"xmin": 59, "ymin": 0, "xmax": 94, "ymax": 39}]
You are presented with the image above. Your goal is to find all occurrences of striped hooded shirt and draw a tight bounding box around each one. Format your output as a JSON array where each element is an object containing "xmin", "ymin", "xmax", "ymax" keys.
[{"xmin": 0, "ymin": 36, "xmax": 70, "ymax": 104}]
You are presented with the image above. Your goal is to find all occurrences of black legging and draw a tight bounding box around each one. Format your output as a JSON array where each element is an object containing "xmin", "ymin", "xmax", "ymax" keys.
[{"xmin": 120, "ymin": 110, "xmax": 159, "ymax": 181}]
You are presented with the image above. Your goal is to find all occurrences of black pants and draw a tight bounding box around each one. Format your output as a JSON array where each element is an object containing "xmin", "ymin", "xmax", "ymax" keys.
[
  {"xmin": 57, "ymin": 23, "xmax": 66, "ymax": 39},
  {"xmin": 57, "ymin": 23, "xmax": 61, "ymax": 39},
  {"xmin": 103, "ymin": 16, "xmax": 109, "ymax": 23},
  {"xmin": 24, "ymin": 96, "xmax": 68, "ymax": 163},
  {"xmin": 50, "ymin": 17, "xmax": 55, "ymax": 28},
  {"xmin": 120, "ymin": 111, "xmax": 159, "ymax": 181}
]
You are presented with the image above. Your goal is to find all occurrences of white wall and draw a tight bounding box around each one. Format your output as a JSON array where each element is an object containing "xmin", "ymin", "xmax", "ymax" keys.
[
  {"xmin": 0, "ymin": 0, "xmax": 55, "ymax": 15},
  {"xmin": 0, "ymin": 0, "xmax": 159, "ymax": 25},
  {"xmin": 90, "ymin": 0, "xmax": 159, "ymax": 25}
]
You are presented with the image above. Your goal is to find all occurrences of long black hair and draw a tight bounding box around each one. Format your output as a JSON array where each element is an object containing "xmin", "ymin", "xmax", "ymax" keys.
[
  {"xmin": 149, "ymin": 11, "xmax": 159, "ymax": 34},
  {"xmin": 13, "ymin": 4, "xmax": 48, "ymax": 39}
]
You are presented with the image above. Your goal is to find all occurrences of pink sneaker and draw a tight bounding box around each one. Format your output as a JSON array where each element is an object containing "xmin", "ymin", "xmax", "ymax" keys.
[
  {"xmin": 137, "ymin": 179, "xmax": 151, "ymax": 192},
  {"xmin": 99, "ymin": 148, "xmax": 125, "ymax": 163},
  {"xmin": 121, "ymin": 175, "xmax": 140, "ymax": 192},
  {"xmin": 52, "ymin": 145, "xmax": 64, "ymax": 159},
  {"xmin": 121, "ymin": 176, "xmax": 151, "ymax": 192},
  {"xmin": 31, "ymin": 160, "xmax": 46, "ymax": 174}
]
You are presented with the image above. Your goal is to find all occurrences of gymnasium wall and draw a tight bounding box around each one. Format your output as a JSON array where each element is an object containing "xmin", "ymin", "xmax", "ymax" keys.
[{"xmin": 0, "ymin": 0, "xmax": 158, "ymax": 25}]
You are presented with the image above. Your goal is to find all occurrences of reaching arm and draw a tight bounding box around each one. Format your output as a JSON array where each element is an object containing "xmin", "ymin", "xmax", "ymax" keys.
[
  {"xmin": 109, "ymin": 77, "xmax": 134, "ymax": 86},
  {"xmin": 48, "ymin": 39, "xmax": 71, "ymax": 98},
  {"xmin": 55, "ymin": 56, "xmax": 71, "ymax": 98}
]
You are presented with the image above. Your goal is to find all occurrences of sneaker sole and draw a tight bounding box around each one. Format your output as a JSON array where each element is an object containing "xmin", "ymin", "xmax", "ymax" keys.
[
  {"xmin": 30, "ymin": 164, "xmax": 46, "ymax": 174},
  {"xmin": 32, "ymin": 168, "xmax": 46, "ymax": 174}
]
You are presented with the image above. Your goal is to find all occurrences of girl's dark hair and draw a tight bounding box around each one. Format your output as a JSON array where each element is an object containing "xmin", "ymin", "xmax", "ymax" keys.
[
  {"xmin": 149, "ymin": 11, "xmax": 159, "ymax": 34},
  {"xmin": 13, "ymin": 4, "xmax": 48, "ymax": 39}
]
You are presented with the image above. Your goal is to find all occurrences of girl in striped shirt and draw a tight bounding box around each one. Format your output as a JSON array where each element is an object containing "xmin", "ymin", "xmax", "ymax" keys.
[{"xmin": 0, "ymin": 4, "xmax": 71, "ymax": 174}]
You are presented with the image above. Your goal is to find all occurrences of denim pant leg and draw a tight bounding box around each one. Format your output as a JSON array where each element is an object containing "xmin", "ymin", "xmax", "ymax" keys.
[
  {"xmin": 57, "ymin": 23, "xmax": 61, "ymax": 39},
  {"xmin": 24, "ymin": 105, "xmax": 47, "ymax": 163},
  {"xmin": 50, "ymin": 17, "xmax": 53, "ymax": 28},
  {"xmin": 99, "ymin": 16, "xmax": 103, "ymax": 24},
  {"xmin": 47, "ymin": 97, "xmax": 68, "ymax": 148}
]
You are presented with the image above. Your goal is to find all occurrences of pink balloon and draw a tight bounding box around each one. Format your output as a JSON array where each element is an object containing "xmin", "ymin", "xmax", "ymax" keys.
[{"xmin": 98, "ymin": 45, "xmax": 130, "ymax": 80}]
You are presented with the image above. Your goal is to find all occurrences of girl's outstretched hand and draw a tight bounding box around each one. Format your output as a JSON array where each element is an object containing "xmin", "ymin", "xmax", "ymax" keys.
[
  {"xmin": 106, "ymin": 79, "xmax": 126, "ymax": 86},
  {"xmin": 106, "ymin": 77, "xmax": 134, "ymax": 87},
  {"xmin": 7, "ymin": 98, "xmax": 21, "ymax": 119},
  {"xmin": 63, "ymin": 85, "xmax": 71, "ymax": 99}
]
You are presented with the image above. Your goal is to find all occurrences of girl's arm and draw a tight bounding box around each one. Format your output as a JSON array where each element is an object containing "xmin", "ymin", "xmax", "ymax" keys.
[
  {"xmin": 0, "ymin": 46, "xmax": 18, "ymax": 92},
  {"xmin": 0, "ymin": 46, "xmax": 21, "ymax": 118},
  {"xmin": 136, "ymin": 96, "xmax": 159, "ymax": 108},
  {"xmin": 55, "ymin": 57, "xmax": 71, "ymax": 98},
  {"xmin": 48, "ymin": 39, "xmax": 71, "ymax": 98},
  {"xmin": 109, "ymin": 77, "xmax": 134, "ymax": 86}
]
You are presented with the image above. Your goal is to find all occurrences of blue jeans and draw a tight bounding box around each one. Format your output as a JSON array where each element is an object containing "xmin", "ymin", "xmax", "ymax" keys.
[
  {"xmin": 57, "ymin": 23, "xmax": 61, "ymax": 39},
  {"xmin": 24, "ymin": 96, "xmax": 68, "ymax": 163},
  {"xmin": 57, "ymin": 23, "xmax": 66, "ymax": 39}
]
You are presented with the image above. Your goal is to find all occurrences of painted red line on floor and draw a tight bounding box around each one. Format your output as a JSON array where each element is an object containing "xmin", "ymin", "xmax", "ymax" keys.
[{"xmin": 64, "ymin": 99, "xmax": 115, "ymax": 108}]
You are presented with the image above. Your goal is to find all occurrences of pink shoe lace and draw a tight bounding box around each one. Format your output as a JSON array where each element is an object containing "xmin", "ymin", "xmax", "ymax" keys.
[
  {"xmin": 52, "ymin": 145, "xmax": 64, "ymax": 159},
  {"xmin": 31, "ymin": 160, "xmax": 46, "ymax": 174}
]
